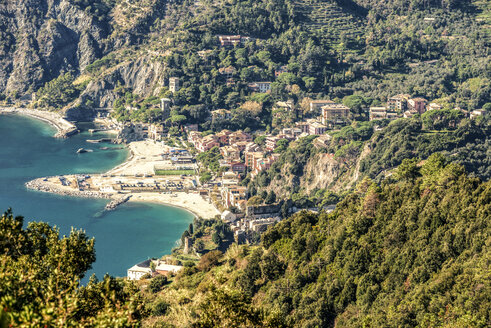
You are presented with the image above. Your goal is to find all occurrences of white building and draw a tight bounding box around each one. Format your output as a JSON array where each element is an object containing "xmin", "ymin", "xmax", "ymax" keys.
[
  {"xmin": 127, "ymin": 259, "xmax": 183, "ymax": 280},
  {"xmin": 127, "ymin": 260, "xmax": 152, "ymax": 280}
]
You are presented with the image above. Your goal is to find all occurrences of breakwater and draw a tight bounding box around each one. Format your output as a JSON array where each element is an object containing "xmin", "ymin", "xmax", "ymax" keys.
[
  {"xmin": 105, "ymin": 195, "xmax": 132, "ymax": 211},
  {"xmin": 26, "ymin": 178, "xmax": 111, "ymax": 199}
]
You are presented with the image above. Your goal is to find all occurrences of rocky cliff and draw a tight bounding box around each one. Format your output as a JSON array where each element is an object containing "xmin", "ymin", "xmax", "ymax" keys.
[
  {"xmin": 0, "ymin": 0, "xmax": 111, "ymax": 95},
  {"xmin": 0, "ymin": 0, "xmax": 169, "ymax": 116}
]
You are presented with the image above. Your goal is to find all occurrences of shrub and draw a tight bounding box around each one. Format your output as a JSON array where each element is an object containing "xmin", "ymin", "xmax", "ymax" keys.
[{"xmin": 148, "ymin": 275, "xmax": 168, "ymax": 293}]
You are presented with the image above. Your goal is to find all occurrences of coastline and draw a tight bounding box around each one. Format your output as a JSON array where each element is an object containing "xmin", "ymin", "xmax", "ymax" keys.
[
  {"xmin": 0, "ymin": 107, "xmax": 78, "ymax": 138},
  {"xmin": 1, "ymin": 109, "xmax": 220, "ymax": 218},
  {"xmin": 19, "ymin": 121, "xmax": 219, "ymax": 218}
]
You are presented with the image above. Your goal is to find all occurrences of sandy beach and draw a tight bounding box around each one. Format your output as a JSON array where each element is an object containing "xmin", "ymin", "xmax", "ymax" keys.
[
  {"xmin": 0, "ymin": 107, "xmax": 78, "ymax": 137},
  {"xmin": 107, "ymin": 140, "xmax": 173, "ymax": 176},
  {"xmin": 129, "ymin": 192, "xmax": 220, "ymax": 219},
  {"xmin": 3, "ymin": 109, "xmax": 220, "ymax": 219},
  {"xmin": 24, "ymin": 138, "xmax": 220, "ymax": 219}
]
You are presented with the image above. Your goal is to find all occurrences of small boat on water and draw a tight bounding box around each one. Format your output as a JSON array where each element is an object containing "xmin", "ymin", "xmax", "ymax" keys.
[
  {"xmin": 87, "ymin": 138, "xmax": 113, "ymax": 143},
  {"xmin": 77, "ymin": 148, "xmax": 93, "ymax": 153}
]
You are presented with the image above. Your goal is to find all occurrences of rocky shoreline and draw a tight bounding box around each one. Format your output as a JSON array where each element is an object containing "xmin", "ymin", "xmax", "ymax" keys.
[
  {"xmin": 0, "ymin": 107, "xmax": 79, "ymax": 138},
  {"xmin": 26, "ymin": 178, "xmax": 112, "ymax": 199}
]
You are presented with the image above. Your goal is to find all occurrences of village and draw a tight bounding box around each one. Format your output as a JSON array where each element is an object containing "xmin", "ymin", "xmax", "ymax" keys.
[
  {"xmin": 16, "ymin": 35, "xmax": 488, "ymax": 281},
  {"xmin": 106, "ymin": 70, "xmax": 486, "ymax": 254}
]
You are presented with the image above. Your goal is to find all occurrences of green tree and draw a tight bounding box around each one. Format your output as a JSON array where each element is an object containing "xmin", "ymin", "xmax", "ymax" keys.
[
  {"xmin": 148, "ymin": 275, "xmax": 168, "ymax": 293},
  {"xmin": 264, "ymin": 191, "xmax": 276, "ymax": 204},
  {"xmin": 0, "ymin": 209, "xmax": 142, "ymax": 327}
]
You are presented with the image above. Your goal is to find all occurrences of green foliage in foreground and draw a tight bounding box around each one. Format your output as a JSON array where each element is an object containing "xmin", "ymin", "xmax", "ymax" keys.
[
  {"xmin": 0, "ymin": 209, "xmax": 143, "ymax": 327},
  {"xmin": 156, "ymin": 158, "xmax": 490, "ymax": 327}
]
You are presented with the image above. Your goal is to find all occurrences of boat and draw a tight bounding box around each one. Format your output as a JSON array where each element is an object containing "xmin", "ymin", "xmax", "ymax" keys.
[{"xmin": 76, "ymin": 148, "xmax": 93, "ymax": 153}]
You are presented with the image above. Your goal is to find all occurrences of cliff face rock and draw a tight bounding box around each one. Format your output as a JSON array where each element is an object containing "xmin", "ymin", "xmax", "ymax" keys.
[
  {"xmin": 267, "ymin": 143, "xmax": 373, "ymax": 198},
  {"xmin": 300, "ymin": 153, "xmax": 346, "ymax": 193},
  {"xmin": 0, "ymin": 0, "xmax": 109, "ymax": 95},
  {"xmin": 78, "ymin": 56, "xmax": 167, "ymax": 108}
]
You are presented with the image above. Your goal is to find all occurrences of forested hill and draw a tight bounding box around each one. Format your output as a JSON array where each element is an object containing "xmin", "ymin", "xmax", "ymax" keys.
[
  {"xmin": 0, "ymin": 160, "xmax": 489, "ymax": 326},
  {"xmin": 1, "ymin": 0, "xmax": 488, "ymax": 119},
  {"xmin": 144, "ymin": 156, "xmax": 490, "ymax": 327}
]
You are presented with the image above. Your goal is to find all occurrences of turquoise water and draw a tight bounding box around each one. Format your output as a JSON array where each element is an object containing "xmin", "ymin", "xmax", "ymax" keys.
[{"xmin": 0, "ymin": 114, "xmax": 193, "ymax": 280}]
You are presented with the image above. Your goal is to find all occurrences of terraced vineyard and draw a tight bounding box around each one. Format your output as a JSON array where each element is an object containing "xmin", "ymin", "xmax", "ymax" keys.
[{"xmin": 294, "ymin": 0, "xmax": 365, "ymax": 42}]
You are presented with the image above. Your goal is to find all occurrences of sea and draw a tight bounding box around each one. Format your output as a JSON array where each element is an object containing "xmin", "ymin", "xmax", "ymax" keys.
[{"xmin": 0, "ymin": 114, "xmax": 193, "ymax": 281}]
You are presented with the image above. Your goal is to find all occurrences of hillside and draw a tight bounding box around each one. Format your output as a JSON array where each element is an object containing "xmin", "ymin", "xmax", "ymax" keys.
[
  {"xmin": 247, "ymin": 115, "xmax": 490, "ymax": 209},
  {"xmin": 140, "ymin": 158, "xmax": 490, "ymax": 327},
  {"xmin": 1, "ymin": 0, "xmax": 488, "ymax": 117}
]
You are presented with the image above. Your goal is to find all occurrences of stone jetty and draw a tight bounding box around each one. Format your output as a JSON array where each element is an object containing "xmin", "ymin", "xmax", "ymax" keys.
[
  {"xmin": 104, "ymin": 195, "xmax": 132, "ymax": 211},
  {"xmin": 25, "ymin": 178, "xmax": 111, "ymax": 199}
]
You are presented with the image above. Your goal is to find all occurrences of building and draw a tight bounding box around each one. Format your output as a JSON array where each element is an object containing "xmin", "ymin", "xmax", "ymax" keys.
[
  {"xmin": 427, "ymin": 102, "xmax": 442, "ymax": 111},
  {"xmin": 195, "ymin": 135, "xmax": 219, "ymax": 152},
  {"xmin": 228, "ymin": 130, "xmax": 252, "ymax": 144},
  {"xmin": 313, "ymin": 134, "xmax": 333, "ymax": 148},
  {"xmin": 470, "ymin": 109, "xmax": 486, "ymax": 119},
  {"xmin": 169, "ymin": 77, "xmax": 180, "ymax": 93},
  {"xmin": 321, "ymin": 103, "xmax": 350, "ymax": 125},
  {"xmin": 187, "ymin": 131, "xmax": 201, "ymax": 145},
  {"xmin": 408, "ymin": 97, "xmax": 428, "ymax": 114},
  {"xmin": 246, "ymin": 203, "xmax": 282, "ymax": 219},
  {"xmin": 310, "ymin": 100, "xmax": 334, "ymax": 113},
  {"xmin": 221, "ymin": 210, "xmax": 237, "ymax": 223},
  {"xmin": 265, "ymin": 136, "xmax": 280, "ymax": 152},
  {"xmin": 222, "ymin": 186, "xmax": 247, "ymax": 209},
  {"xmin": 245, "ymin": 151, "xmax": 264, "ymax": 168},
  {"xmin": 248, "ymin": 82, "xmax": 272, "ymax": 93},
  {"xmin": 215, "ymin": 129, "xmax": 232, "ymax": 145},
  {"xmin": 308, "ymin": 122, "xmax": 328, "ymax": 135},
  {"xmin": 220, "ymin": 145, "xmax": 240, "ymax": 161},
  {"xmin": 184, "ymin": 124, "xmax": 199, "ymax": 132},
  {"xmin": 369, "ymin": 107, "xmax": 400, "ymax": 121},
  {"xmin": 230, "ymin": 161, "xmax": 246, "ymax": 173},
  {"xmin": 132, "ymin": 123, "xmax": 149, "ymax": 139},
  {"xmin": 232, "ymin": 141, "xmax": 249, "ymax": 152},
  {"xmin": 281, "ymin": 127, "xmax": 303, "ymax": 139},
  {"xmin": 211, "ymin": 109, "xmax": 232, "ymax": 122},
  {"xmin": 154, "ymin": 262, "xmax": 183, "ymax": 275},
  {"xmin": 148, "ymin": 124, "xmax": 164, "ymax": 141},
  {"xmin": 127, "ymin": 260, "xmax": 152, "ymax": 280},
  {"xmin": 387, "ymin": 94, "xmax": 410, "ymax": 111},
  {"xmin": 386, "ymin": 111, "xmax": 399, "ymax": 120},
  {"xmin": 218, "ymin": 35, "xmax": 251, "ymax": 47},
  {"xmin": 403, "ymin": 109, "xmax": 419, "ymax": 118},
  {"xmin": 251, "ymin": 154, "xmax": 279, "ymax": 176},
  {"xmin": 274, "ymin": 65, "xmax": 288, "ymax": 77},
  {"xmin": 218, "ymin": 66, "xmax": 236, "ymax": 78},
  {"xmin": 161, "ymin": 98, "xmax": 171, "ymax": 120},
  {"xmin": 369, "ymin": 107, "xmax": 387, "ymax": 121}
]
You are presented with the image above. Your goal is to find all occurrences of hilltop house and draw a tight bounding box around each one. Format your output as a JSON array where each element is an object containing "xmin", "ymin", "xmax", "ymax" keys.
[
  {"xmin": 248, "ymin": 82, "xmax": 272, "ymax": 93},
  {"xmin": 387, "ymin": 94, "xmax": 410, "ymax": 111},
  {"xmin": 321, "ymin": 103, "xmax": 350, "ymax": 126},
  {"xmin": 218, "ymin": 35, "xmax": 251, "ymax": 47},
  {"xmin": 310, "ymin": 100, "xmax": 334, "ymax": 113},
  {"xmin": 408, "ymin": 97, "xmax": 428, "ymax": 114}
]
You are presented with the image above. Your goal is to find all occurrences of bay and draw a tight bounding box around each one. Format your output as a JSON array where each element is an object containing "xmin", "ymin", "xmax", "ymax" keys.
[{"xmin": 0, "ymin": 114, "xmax": 193, "ymax": 280}]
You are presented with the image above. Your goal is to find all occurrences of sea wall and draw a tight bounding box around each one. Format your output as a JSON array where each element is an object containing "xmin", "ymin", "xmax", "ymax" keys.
[{"xmin": 26, "ymin": 178, "xmax": 111, "ymax": 199}]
